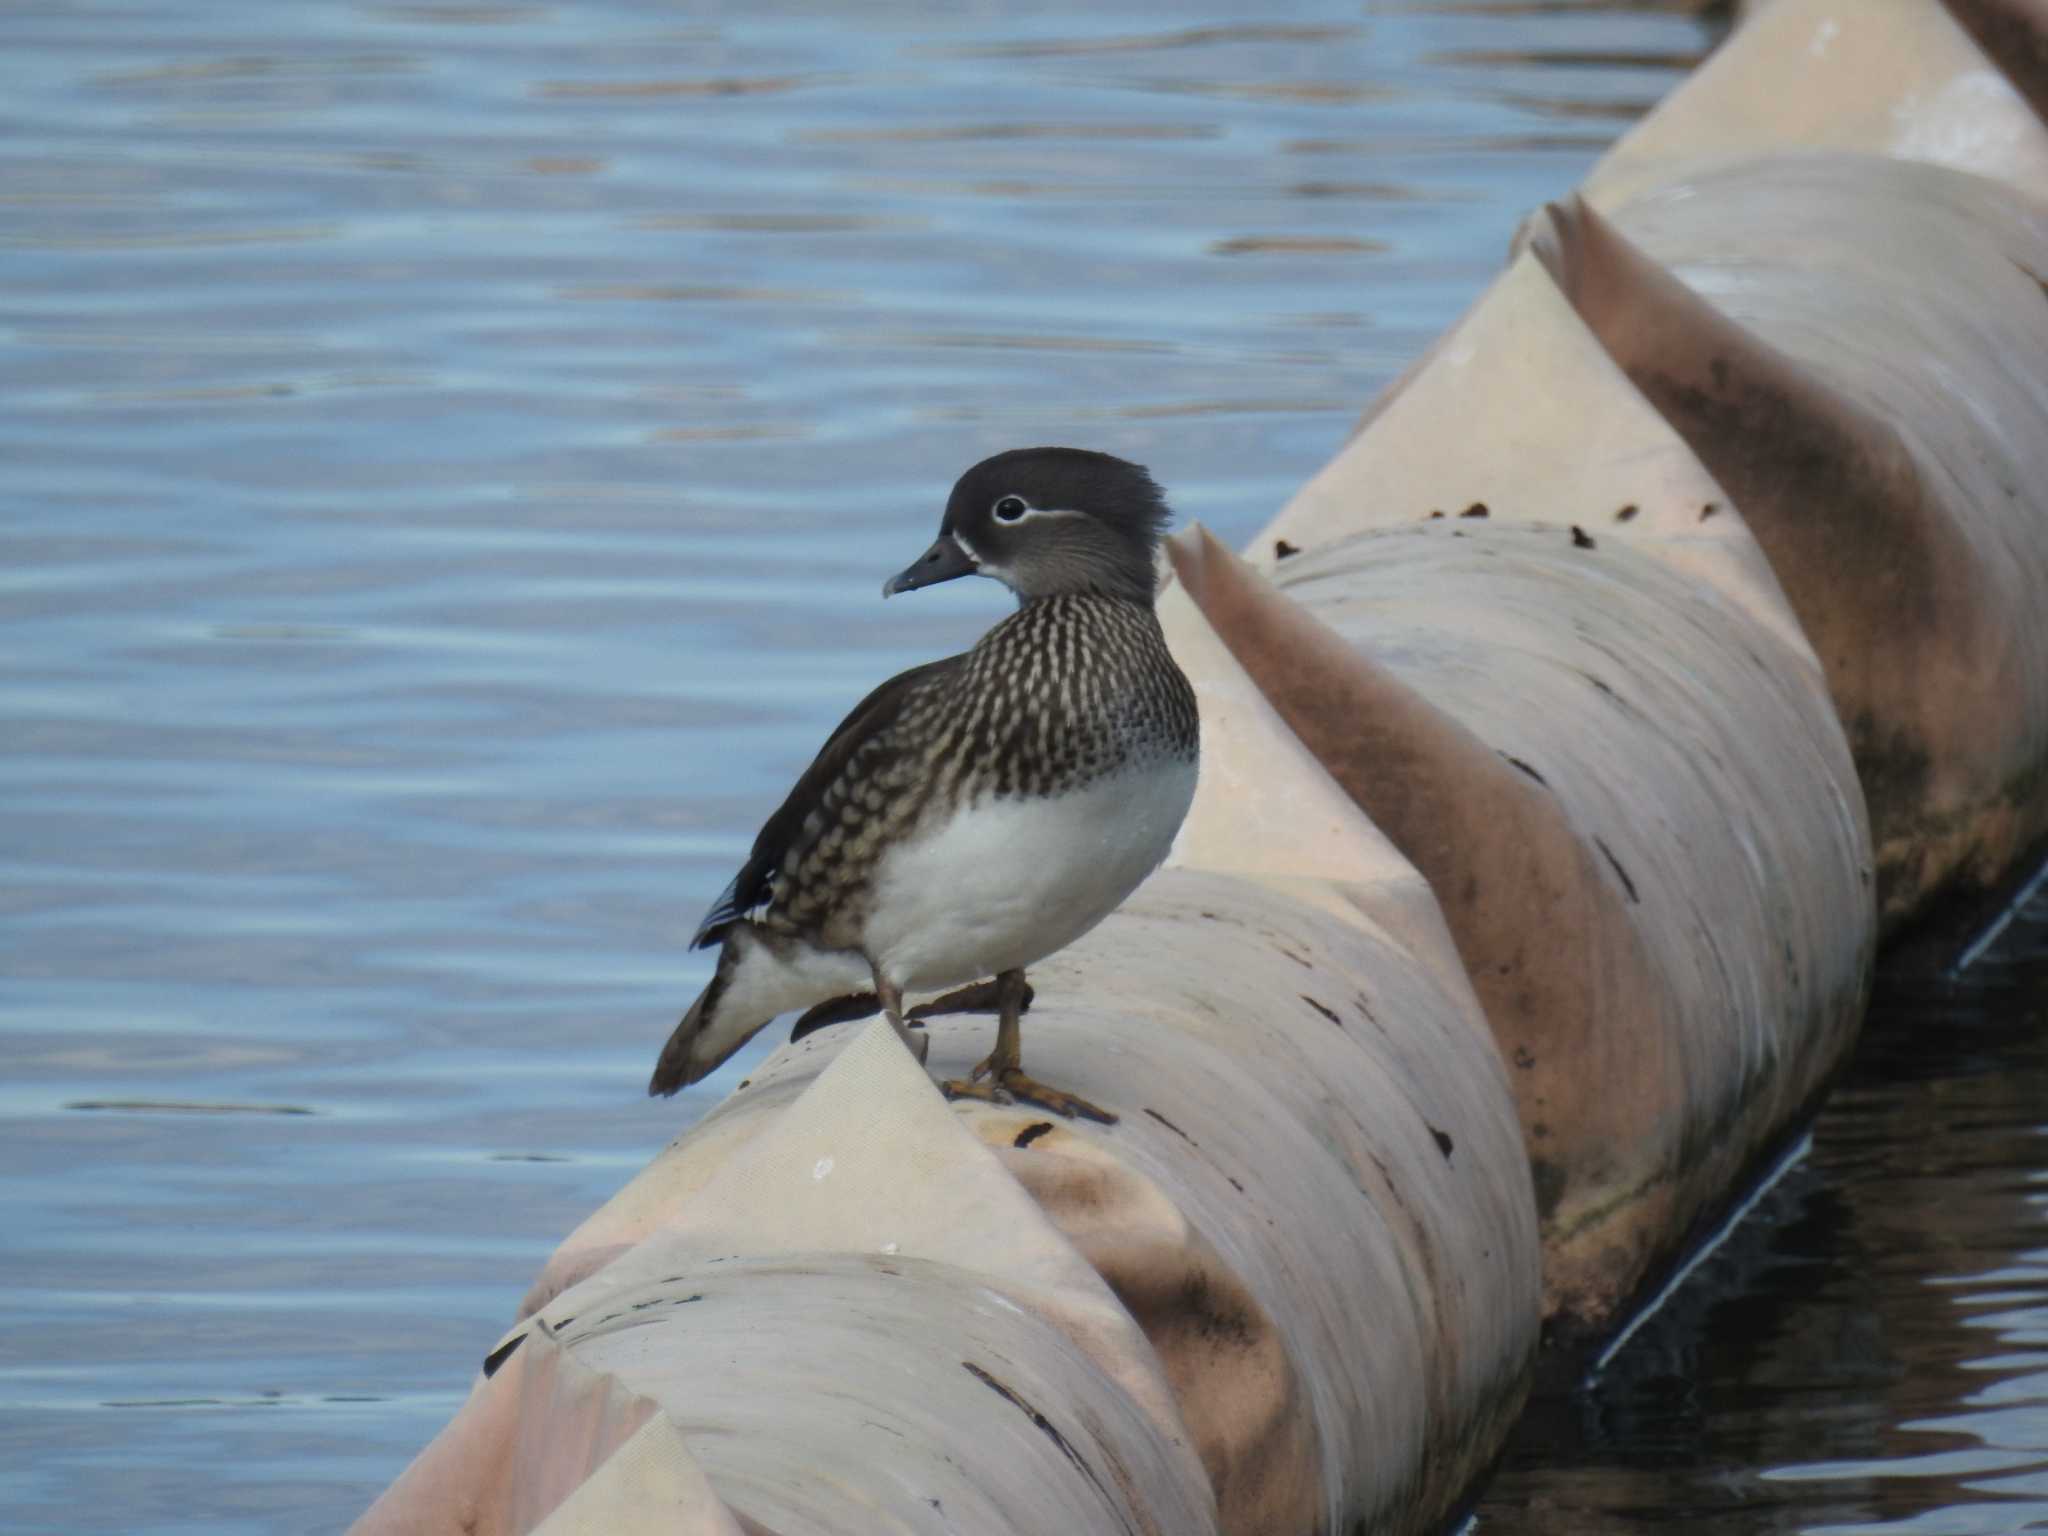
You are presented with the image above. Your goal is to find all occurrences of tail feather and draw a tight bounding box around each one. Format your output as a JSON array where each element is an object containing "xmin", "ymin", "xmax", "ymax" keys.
[
  {"xmin": 650, "ymin": 930, "xmax": 867, "ymax": 1096},
  {"xmin": 647, "ymin": 978, "xmax": 715, "ymax": 1097},
  {"xmin": 648, "ymin": 951, "xmax": 751, "ymax": 1097}
]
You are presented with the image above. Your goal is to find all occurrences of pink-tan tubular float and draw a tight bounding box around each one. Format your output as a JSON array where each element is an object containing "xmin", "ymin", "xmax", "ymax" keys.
[{"xmin": 352, "ymin": 3, "xmax": 2048, "ymax": 1532}]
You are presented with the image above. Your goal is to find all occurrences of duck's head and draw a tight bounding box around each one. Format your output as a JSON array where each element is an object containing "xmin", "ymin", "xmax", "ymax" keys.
[{"xmin": 884, "ymin": 447, "xmax": 1172, "ymax": 606}]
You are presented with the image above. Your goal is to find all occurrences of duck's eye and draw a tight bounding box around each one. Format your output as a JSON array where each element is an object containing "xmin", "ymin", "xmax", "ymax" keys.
[{"xmin": 993, "ymin": 495, "xmax": 1028, "ymax": 523}]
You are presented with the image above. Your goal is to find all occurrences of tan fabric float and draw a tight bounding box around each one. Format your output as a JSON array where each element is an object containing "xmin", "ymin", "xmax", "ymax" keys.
[
  {"xmin": 1732, "ymin": 0, "xmax": 2048, "ymax": 136},
  {"xmin": 1528, "ymin": 178, "xmax": 2048, "ymax": 929},
  {"xmin": 1594, "ymin": 0, "xmax": 2048, "ymax": 205},
  {"xmin": 1240, "ymin": 225, "xmax": 1873, "ymax": 1338},
  {"xmin": 530, "ymin": 1416, "xmax": 749, "ymax": 1536},
  {"xmin": 357, "ymin": 1019, "xmax": 1223, "ymax": 1536},
  {"xmin": 353, "ymin": 1314, "xmax": 738, "ymax": 1535},
  {"xmin": 351, "ymin": 589, "xmax": 1542, "ymax": 1536},
  {"xmin": 1555, "ymin": 0, "xmax": 2048, "ymax": 926},
  {"xmin": 1945, "ymin": 0, "xmax": 2048, "ymax": 124}
]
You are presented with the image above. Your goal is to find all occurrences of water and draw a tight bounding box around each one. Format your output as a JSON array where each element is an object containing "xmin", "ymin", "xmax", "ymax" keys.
[
  {"xmin": 1477, "ymin": 888, "xmax": 2048, "ymax": 1534},
  {"xmin": 3, "ymin": 2, "xmax": 2041, "ymax": 1532}
]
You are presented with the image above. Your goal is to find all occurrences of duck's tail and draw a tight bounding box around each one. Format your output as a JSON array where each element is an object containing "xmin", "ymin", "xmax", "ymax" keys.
[
  {"xmin": 649, "ymin": 935, "xmax": 762, "ymax": 1095},
  {"xmin": 648, "ymin": 930, "xmax": 863, "ymax": 1096}
]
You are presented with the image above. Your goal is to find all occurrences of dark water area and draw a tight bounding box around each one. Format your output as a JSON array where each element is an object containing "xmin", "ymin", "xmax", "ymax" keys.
[
  {"xmin": 4, "ymin": 1, "xmax": 2045, "ymax": 1532},
  {"xmin": 1478, "ymin": 879, "xmax": 2048, "ymax": 1535}
]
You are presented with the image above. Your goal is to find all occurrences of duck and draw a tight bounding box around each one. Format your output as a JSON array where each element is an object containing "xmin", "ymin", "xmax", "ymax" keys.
[{"xmin": 648, "ymin": 447, "xmax": 1199, "ymax": 1123}]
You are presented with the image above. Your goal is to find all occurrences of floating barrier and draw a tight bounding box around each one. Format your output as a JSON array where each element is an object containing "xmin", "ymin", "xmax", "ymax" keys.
[
  {"xmin": 1560, "ymin": 0, "xmax": 2048, "ymax": 929},
  {"xmin": 354, "ymin": 3, "xmax": 2048, "ymax": 1530}
]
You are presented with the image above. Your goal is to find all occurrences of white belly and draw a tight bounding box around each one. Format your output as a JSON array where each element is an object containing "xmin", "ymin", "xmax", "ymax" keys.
[{"xmin": 864, "ymin": 758, "xmax": 1198, "ymax": 993}]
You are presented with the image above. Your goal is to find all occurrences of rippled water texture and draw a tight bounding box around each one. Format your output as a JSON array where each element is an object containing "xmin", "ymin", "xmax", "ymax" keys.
[
  {"xmin": 5, "ymin": 2, "xmax": 2042, "ymax": 1532},
  {"xmin": 1478, "ymin": 890, "xmax": 2048, "ymax": 1535}
]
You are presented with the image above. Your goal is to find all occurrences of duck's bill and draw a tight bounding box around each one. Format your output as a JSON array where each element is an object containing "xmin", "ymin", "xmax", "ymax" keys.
[{"xmin": 883, "ymin": 534, "xmax": 977, "ymax": 597}]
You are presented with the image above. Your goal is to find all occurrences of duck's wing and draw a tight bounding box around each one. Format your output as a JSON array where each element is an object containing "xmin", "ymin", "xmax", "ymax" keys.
[{"xmin": 690, "ymin": 654, "xmax": 962, "ymax": 948}]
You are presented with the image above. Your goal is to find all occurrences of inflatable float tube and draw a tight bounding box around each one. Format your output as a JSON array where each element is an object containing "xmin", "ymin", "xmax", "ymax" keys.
[{"xmin": 350, "ymin": 2, "xmax": 2048, "ymax": 1531}]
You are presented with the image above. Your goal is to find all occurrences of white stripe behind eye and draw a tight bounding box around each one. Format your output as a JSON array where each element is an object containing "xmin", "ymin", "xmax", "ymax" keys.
[{"xmin": 998, "ymin": 505, "xmax": 1084, "ymax": 526}]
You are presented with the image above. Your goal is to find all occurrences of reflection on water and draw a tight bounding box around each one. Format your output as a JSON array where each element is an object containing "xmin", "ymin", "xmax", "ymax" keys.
[{"xmin": 6, "ymin": 1, "xmax": 2043, "ymax": 1532}]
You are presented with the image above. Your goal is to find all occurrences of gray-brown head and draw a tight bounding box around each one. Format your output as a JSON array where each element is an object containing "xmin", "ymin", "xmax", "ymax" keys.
[{"xmin": 883, "ymin": 447, "xmax": 1172, "ymax": 607}]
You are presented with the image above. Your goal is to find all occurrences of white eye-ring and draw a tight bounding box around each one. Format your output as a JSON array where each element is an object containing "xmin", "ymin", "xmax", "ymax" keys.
[{"xmin": 993, "ymin": 495, "xmax": 1029, "ymax": 522}]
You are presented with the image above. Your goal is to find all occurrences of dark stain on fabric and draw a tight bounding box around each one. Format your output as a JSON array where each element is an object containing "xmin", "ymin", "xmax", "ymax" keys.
[
  {"xmin": 1179, "ymin": 1269, "xmax": 1259, "ymax": 1349},
  {"xmin": 1301, "ymin": 994, "xmax": 1343, "ymax": 1027},
  {"xmin": 1594, "ymin": 836, "xmax": 1641, "ymax": 903},
  {"xmin": 1143, "ymin": 1106, "xmax": 1197, "ymax": 1146},
  {"xmin": 481, "ymin": 1333, "xmax": 525, "ymax": 1379},
  {"xmin": 960, "ymin": 1362, "xmax": 1132, "ymax": 1531}
]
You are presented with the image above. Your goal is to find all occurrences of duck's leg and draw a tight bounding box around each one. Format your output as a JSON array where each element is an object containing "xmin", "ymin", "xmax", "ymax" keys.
[
  {"xmin": 943, "ymin": 969, "xmax": 1117, "ymax": 1124},
  {"xmin": 871, "ymin": 967, "xmax": 929, "ymax": 1067}
]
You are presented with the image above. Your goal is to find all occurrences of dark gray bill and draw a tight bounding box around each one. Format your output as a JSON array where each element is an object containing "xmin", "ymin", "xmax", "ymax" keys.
[{"xmin": 883, "ymin": 534, "xmax": 977, "ymax": 597}]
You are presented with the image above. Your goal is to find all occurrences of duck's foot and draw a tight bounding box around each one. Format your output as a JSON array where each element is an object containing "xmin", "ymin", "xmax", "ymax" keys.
[
  {"xmin": 939, "ymin": 1074, "xmax": 1014, "ymax": 1109},
  {"xmin": 942, "ymin": 1067, "xmax": 1116, "ymax": 1125}
]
